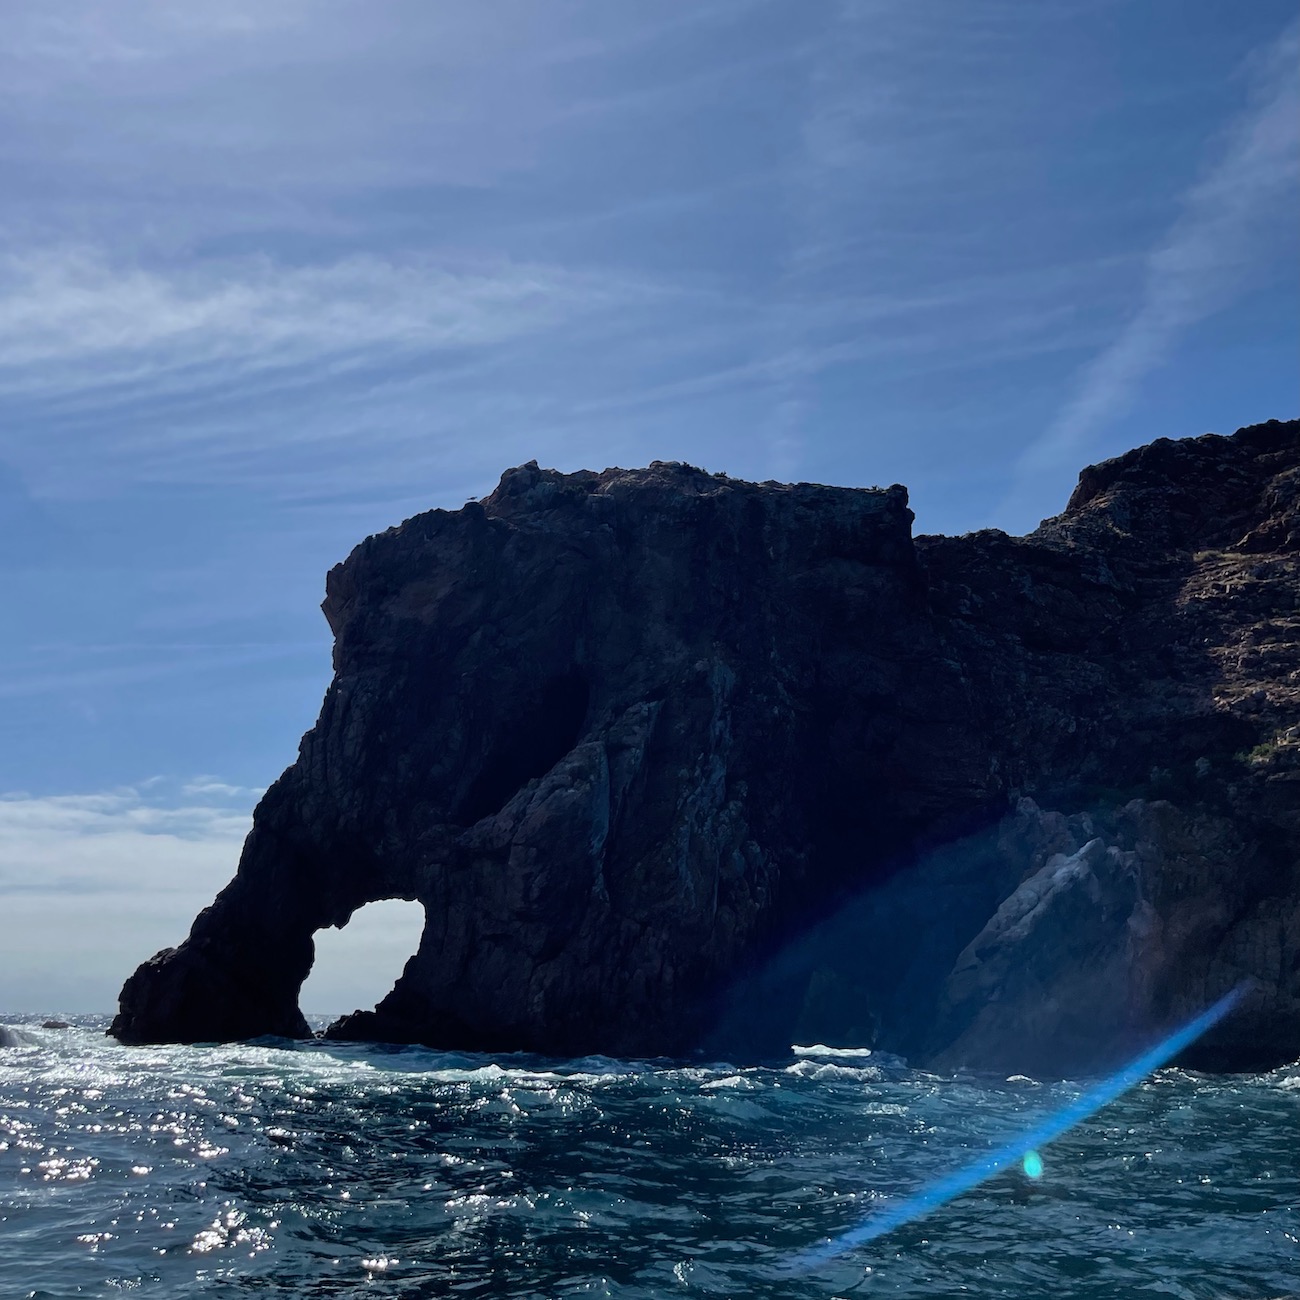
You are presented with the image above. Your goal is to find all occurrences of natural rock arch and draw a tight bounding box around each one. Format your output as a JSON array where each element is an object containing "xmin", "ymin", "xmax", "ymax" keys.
[
  {"xmin": 110, "ymin": 427, "xmax": 1300, "ymax": 1070},
  {"xmin": 299, "ymin": 898, "xmax": 427, "ymax": 1023}
]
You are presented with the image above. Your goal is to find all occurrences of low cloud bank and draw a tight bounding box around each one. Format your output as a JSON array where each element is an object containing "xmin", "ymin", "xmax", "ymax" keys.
[{"xmin": 0, "ymin": 779, "xmax": 251, "ymax": 1012}]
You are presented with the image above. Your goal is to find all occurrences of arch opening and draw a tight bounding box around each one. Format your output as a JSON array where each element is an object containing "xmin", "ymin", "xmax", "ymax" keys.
[{"xmin": 298, "ymin": 898, "xmax": 426, "ymax": 1023}]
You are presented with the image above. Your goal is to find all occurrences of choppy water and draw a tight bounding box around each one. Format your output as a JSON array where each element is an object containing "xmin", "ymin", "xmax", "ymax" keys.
[{"xmin": 1, "ymin": 1016, "xmax": 1296, "ymax": 1298}]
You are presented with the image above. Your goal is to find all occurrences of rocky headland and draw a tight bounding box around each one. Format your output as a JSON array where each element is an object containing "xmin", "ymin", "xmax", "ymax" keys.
[{"xmin": 111, "ymin": 420, "xmax": 1300, "ymax": 1074}]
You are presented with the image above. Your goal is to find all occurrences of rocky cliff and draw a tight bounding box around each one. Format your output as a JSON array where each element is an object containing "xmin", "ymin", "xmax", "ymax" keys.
[{"xmin": 111, "ymin": 419, "xmax": 1300, "ymax": 1073}]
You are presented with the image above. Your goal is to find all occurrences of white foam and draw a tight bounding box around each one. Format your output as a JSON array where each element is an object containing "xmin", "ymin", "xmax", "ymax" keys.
[{"xmin": 791, "ymin": 1043, "xmax": 874, "ymax": 1059}]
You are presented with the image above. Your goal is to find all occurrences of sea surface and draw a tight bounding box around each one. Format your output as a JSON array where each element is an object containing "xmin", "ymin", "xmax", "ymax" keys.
[{"xmin": 1, "ymin": 1016, "xmax": 1296, "ymax": 1298}]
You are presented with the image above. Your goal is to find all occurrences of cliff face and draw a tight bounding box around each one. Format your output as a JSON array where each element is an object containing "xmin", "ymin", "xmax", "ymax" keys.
[{"xmin": 111, "ymin": 420, "xmax": 1300, "ymax": 1073}]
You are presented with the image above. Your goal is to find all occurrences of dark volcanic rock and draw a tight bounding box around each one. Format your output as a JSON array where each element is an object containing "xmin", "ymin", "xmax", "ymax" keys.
[{"xmin": 111, "ymin": 420, "xmax": 1300, "ymax": 1073}]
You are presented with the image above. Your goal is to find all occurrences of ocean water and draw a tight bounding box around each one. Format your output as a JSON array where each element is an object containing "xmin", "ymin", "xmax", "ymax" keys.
[{"xmin": 1, "ymin": 1016, "xmax": 1296, "ymax": 1298}]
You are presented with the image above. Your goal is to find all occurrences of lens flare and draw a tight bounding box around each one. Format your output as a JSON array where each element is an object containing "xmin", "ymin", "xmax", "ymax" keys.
[{"xmin": 794, "ymin": 984, "xmax": 1247, "ymax": 1268}]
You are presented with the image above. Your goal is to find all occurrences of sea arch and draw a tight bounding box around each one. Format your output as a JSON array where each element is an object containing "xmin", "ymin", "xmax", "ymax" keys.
[{"xmin": 299, "ymin": 898, "xmax": 427, "ymax": 1027}]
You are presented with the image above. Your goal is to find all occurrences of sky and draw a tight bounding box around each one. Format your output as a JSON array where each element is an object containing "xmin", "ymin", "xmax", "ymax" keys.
[{"xmin": 1, "ymin": 1, "xmax": 1297, "ymax": 1013}]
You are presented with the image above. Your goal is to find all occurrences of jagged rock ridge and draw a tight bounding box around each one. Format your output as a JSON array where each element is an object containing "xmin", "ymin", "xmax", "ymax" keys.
[{"xmin": 112, "ymin": 419, "xmax": 1300, "ymax": 1073}]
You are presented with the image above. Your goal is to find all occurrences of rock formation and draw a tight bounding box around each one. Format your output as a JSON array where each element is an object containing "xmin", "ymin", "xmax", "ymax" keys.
[{"xmin": 111, "ymin": 419, "xmax": 1300, "ymax": 1073}]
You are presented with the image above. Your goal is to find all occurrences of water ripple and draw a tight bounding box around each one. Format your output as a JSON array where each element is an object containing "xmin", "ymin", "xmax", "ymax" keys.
[{"xmin": 1, "ymin": 1018, "xmax": 1296, "ymax": 1297}]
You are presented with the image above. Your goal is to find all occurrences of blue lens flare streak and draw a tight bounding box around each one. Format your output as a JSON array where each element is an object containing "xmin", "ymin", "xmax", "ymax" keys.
[{"xmin": 794, "ymin": 984, "xmax": 1247, "ymax": 1268}]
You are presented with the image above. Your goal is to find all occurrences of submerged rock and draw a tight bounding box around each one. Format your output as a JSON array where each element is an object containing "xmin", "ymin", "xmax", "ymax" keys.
[{"xmin": 111, "ymin": 420, "xmax": 1300, "ymax": 1072}]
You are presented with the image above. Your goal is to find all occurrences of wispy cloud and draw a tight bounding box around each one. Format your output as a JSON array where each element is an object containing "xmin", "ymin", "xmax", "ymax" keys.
[
  {"xmin": 0, "ymin": 244, "xmax": 694, "ymax": 501},
  {"xmin": 568, "ymin": 280, "xmax": 1101, "ymax": 425},
  {"xmin": 1010, "ymin": 16, "xmax": 1300, "ymax": 496},
  {"xmin": 0, "ymin": 247, "xmax": 723, "ymax": 512},
  {"xmin": 180, "ymin": 777, "xmax": 265, "ymax": 799},
  {"xmin": 0, "ymin": 247, "xmax": 656, "ymax": 396}
]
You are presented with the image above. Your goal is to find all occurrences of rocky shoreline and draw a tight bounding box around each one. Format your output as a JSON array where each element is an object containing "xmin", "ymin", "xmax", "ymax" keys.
[{"xmin": 111, "ymin": 419, "xmax": 1299, "ymax": 1073}]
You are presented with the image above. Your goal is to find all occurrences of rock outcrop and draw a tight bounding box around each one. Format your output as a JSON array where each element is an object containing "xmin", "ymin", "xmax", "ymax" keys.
[{"xmin": 111, "ymin": 419, "xmax": 1300, "ymax": 1073}]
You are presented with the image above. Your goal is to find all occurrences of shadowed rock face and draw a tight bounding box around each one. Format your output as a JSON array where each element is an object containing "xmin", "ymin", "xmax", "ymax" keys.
[{"xmin": 111, "ymin": 420, "xmax": 1300, "ymax": 1073}]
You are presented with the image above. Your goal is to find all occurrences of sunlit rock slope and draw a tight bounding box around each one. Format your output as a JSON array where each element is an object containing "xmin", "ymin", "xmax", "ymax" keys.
[{"xmin": 112, "ymin": 419, "xmax": 1300, "ymax": 1073}]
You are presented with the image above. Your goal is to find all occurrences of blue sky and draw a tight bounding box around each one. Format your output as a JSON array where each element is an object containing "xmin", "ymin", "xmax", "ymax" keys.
[{"xmin": 1, "ymin": 1, "xmax": 1297, "ymax": 1012}]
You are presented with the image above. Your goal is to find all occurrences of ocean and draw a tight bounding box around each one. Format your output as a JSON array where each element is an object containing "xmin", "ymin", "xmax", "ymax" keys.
[{"xmin": 1, "ymin": 1016, "xmax": 1296, "ymax": 1298}]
